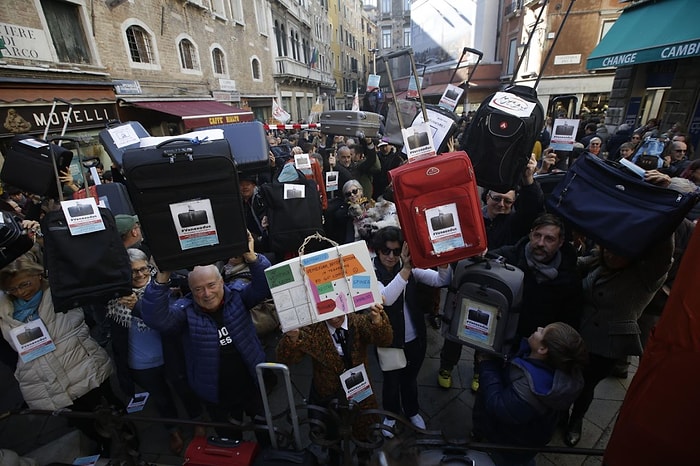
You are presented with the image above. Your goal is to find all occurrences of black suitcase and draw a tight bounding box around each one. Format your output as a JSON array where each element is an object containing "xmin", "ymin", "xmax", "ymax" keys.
[
  {"xmin": 0, "ymin": 135, "xmax": 73, "ymax": 198},
  {"xmin": 98, "ymin": 121, "xmax": 151, "ymax": 167},
  {"xmin": 259, "ymin": 169, "xmax": 324, "ymax": 255},
  {"xmin": 209, "ymin": 121, "xmax": 270, "ymax": 177},
  {"xmin": 122, "ymin": 137, "xmax": 248, "ymax": 270},
  {"xmin": 40, "ymin": 207, "xmax": 132, "ymax": 312},
  {"xmin": 461, "ymin": 85, "xmax": 544, "ymax": 192},
  {"xmin": 320, "ymin": 110, "xmax": 382, "ymax": 139},
  {"xmin": 96, "ymin": 182, "xmax": 135, "ymax": 216},
  {"xmin": 0, "ymin": 211, "xmax": 34, "ymax": 269}
]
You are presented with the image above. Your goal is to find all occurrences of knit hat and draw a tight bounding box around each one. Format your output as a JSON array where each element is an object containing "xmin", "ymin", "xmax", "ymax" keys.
[{"xmin": 115, "ymin": 214, "xmax": 139, "ymax": 235}]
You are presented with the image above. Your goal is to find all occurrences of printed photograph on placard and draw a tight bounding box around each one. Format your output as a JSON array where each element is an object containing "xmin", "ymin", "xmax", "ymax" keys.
[
  {"xmin": 294, "ymin": 153, "xmax": 311, "ymax": 171},
  {"xmin": 550, "ymin": 118, "xmax": 580, "ymax": 151},
  {"xmin": 169, "ymin": 198, "xmax": 219, "ymax": 250},
  {"xmin": 326, "ymin": 170, "xmax": 339, "ymax": 192},
  {"xmin": 402, "ymin": 121, "xmax": 436, "ymax": 161},
  {"xmin": 60, "ymin": 197, "xmax": 105, "ymax": 236},
  {"xmin": 458, "ymin": 298, "xmax": 498, "ymax": 347},
  {"xmin": 425, "ymin": 203, "xmax": 465, "ymax": 253},
  {"xmin": 283, "ymin": 183, "xmax": 306, "ymax": 199},
  {"xmin": 439, "ymin": 84, "xmax": 464, "ymax": 111}
]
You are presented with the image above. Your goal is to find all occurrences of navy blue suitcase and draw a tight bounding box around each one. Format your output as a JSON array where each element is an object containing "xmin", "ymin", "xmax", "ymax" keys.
[
  {"xmin": 98, "ymin": 121, "xmax": 150, "ymax": 167},
  {"xmin": 209, "ymin": 121, "xmax": 270, "ymax": 177},
  {"xmin": 122, "ymin": 137, "xmax": 248, "ymax": 270},
  {"xmin": 547, "ymin": 154, "xmax": 700, "ymax": 258},
  {"xmin": 96, "ymin": 182, "xmax": 135, "ymax": 216}
]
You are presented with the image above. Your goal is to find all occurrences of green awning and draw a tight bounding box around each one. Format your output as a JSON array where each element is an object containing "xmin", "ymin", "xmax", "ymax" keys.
[{"xmin": 586, "ymin": 0, "xmax": 700, "ymax": 70}]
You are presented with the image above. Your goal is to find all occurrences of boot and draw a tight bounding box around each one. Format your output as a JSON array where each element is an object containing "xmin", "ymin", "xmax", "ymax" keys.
[{"xmin": 564, "ymin": 417, "xmax": 583, "ymax": 447}]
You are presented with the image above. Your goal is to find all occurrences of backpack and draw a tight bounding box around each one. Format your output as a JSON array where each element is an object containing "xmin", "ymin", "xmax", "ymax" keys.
[
  {"xmin": 631, "ymin": 138, "xmax": 665, "ymax": 170},
  {"xmin": 442, "ymin": 255, "xmax": 524, "ymax": 357},
  {"xmin": 460, "ymin": 85, "xmax": 544, "ymax": 192}
]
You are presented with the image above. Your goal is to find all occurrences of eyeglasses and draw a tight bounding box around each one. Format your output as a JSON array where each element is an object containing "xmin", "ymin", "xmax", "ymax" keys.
[
  {"xmin": 379, "ymin": 247, "xmax": 402, "ymax": 257},
  {"xmin": 674, "ymin": 149, "xmax": 687, "ymax": 153},
  {"xmin": 345, "ymin": 189, "xmax": 359, "ymax": 198},
  {"xmin": 631, "ymin": 136, "xmax": 641, "ymax": 140},
  {"xmin": 131, "ymin": 266, "xmax": 152, "ymax": 276},
  {"xmin": 5, "ymin": 279, "xmax": 35, "ymax": 294},
  {"xmin": 488, "ymin": 193, "xmax": 515, "ymax": 206},
  {"xmin": 590, "ymin": 143, "xmax": 601, "ymax": 146}
]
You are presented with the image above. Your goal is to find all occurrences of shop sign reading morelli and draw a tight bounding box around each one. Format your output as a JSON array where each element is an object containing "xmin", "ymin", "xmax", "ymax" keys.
[{"xmin": 0, "ymin": 103, "xmax": 118, "ymax": 138}]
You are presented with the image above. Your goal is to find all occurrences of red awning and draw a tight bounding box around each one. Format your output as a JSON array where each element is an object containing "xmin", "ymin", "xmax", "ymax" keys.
[{"xmin": 131, "ymin": 100, "xmax": 254, "ymax": 129}]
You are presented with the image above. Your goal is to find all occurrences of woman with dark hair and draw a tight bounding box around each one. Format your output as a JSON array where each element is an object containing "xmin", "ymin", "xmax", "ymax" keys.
[
  {"xmin": 372, "ymin": 226, "xmax": 451, "ymax": 434},
  {"xmin": 473, "ymin": 322, "xmax": 587, "ymax": 466}
]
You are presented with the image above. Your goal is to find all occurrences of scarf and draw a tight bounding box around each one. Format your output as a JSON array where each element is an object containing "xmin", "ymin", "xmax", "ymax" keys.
[
  {"xmin": 107, "ymin": 284, "xmax": 148, "ymax": 331},
  {"xmin": 12, "ymin": 289, "xmax": 44, "ymax": 323},
  {"xmin": 524, "ymin": 243, "xmax": 561, "ymax": 283}
]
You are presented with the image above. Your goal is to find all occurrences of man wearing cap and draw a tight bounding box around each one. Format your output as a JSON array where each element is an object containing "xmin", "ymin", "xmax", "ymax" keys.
[
  {"xmin": 373, "ymin": 141, "xmax": 405, "ymax": 201},
  {"xmin": 115, "ymin": 214, "xmax": 151, "ymax": 258}
]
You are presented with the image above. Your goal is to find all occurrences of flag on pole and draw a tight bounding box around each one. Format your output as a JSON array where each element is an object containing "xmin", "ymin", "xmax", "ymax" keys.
[
  {"xmin": 308, "ymin": 47, "xmax": 318, "ymax": 68},
  {"xmin": 272, "ymin": 98, "xmax": 291, "ymax": 124},
  {"xmin": 351, "ymin": 89, "xmax": 360, "ymax": 111}
]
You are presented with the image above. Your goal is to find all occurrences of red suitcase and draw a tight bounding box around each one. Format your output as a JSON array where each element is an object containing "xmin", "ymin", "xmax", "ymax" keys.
[
  {"xmin": 183, "ymin": 436, "xmax": 260, "ymax": 465},
  {"xmin": 389, "ymin": 151, "xmax": 487, "ymax": 268}
]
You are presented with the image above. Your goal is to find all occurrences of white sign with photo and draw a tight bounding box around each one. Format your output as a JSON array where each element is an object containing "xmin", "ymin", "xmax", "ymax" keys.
[
  {"xmin": 326, "ymin": 171, "xmax": 339, "ymax": 192},
  {"xmin": 60, "ymin": 198, "xmax": 105, "ymax": 236},
  {"xmin": 550, "ymin": 118, "xmax": 580, "ymax": 151},
  {"xmin": 438, "ymin": 84, "xmax": 464, "ymax": 111},
  {"xmin": 283, "ymin": 183, "xmax": 306, "ymax": 199},
  {"xmin": 294, "ymin": 153, "xmax": 311, "ymax": 171},
  {"xmin": 340, "ymin": 363, "xmax": 372, "ymax": 402},
  {"xmin": 403, "ymin": 121, "xmax": 437, "ymax": 162},
  {"xmin": 169, "ymin": 198, "xmax": 219, "ymax": 251},
  {"xmin": 425, "ymin": 203, "xmax": 466, "ymax": 253},
  {"xmin": 10, "ymin": 319, "xmax": 56, "ymax": 363}
]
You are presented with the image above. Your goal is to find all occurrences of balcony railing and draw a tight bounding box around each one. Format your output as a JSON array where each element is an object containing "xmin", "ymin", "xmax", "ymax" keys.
[{"xmin": 274, "ymin": 56, "xmax": 335, "ymax": 86}]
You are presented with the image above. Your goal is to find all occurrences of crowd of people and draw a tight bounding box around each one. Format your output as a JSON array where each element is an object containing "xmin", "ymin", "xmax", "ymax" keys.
[{"xmin": 0, "ymin": 110, "xmax": 697, "ymax": 466}]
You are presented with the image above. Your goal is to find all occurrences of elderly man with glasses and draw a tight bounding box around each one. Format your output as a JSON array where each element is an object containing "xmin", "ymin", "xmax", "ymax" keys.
[{"xmin": 661, "ymin": 140, "xmax": 691, "ymax": 177}]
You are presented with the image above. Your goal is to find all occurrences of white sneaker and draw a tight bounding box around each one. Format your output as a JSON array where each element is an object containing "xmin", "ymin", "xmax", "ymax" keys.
[
  {"xmin": 382, "ymin": 418, "xmax": 396, "ymax": 438},
  {"xmin": 409, "ymin": 413, "xmax": 426, "ymax": 429}
]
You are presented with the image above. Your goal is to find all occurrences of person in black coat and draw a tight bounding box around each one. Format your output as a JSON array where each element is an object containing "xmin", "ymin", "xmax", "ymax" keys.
[{"xmin": 491, "ymin": 213, "xmax": 583, "ymax": 340}]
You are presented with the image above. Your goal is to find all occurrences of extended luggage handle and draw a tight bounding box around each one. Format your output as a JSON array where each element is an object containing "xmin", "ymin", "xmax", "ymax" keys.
[
  {"xmin": 379, "ymin": 47, "xmax": 429, "ymax": 129},
  {"xmin": 256, "ymin": 362, "xmax": 303, "ymax": 450},
  {"xmin": 155, "ymin": 136, "xmax": 213, "ymax": 163},
  {"xmin": 48, "ymin": 135, "xmax": 98, "ymax": 204},
  {"xmin": 44, "ymin": 98, "xmax": 74, "ymax": 202}
]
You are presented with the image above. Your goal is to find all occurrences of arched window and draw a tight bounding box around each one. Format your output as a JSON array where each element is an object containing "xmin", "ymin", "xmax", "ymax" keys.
[
  {"xmin": 178, "ymin": 38, "xmax": 199, "ymax": 70},
  {"xmin": 212, "ymin": 47, "xmax": 226, "ymax": 75},
  {"xmin": 126, "ymin": 25, "xmax": 154, "ymax": 63},
  {"xmin": 251, "ymin": 57, "xmax": 261, "ymax": 80}
]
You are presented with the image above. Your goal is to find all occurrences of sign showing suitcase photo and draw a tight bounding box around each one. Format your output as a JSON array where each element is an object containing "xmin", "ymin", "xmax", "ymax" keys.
[
  {"xmin": 177, "ymin": 209, "xmax": 209, "ymax": 228},
  {"xmin": 554, "ymin": 123, "xmax": 575, "ymax": 136},
  {"xmin": 429, "ymin": 212, "xmax": 455, "ymax": 231},
  {"xmin": 67, "ymin": 203, "xmax": 94, "ymax": 217}
]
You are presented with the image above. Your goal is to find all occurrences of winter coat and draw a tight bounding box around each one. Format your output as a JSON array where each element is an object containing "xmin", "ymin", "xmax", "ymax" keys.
[
  {"xmin": 493, "ymin": 237, "xmax": 583, "ymax": 338},
  {"xmin": 0, "ymin": 285, "xmax": 113, "ymax": 410},
  {"xmin": 474, "ymin": 340, "xmax": 584, "ymax": 462},
  {"xmin": 578, "ymin": 237, "xmax": 673, "ymax": 358},
  {"xmin": 141, "ymin": 254, "xmax": 271, "ymax": 404}
]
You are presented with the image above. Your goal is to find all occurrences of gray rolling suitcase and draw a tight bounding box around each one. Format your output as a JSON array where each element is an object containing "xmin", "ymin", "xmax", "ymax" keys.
[
  {"xmin": 254, "ymin": 362, "xmax": 319, "ymax": 465},
  {"xmin": 320, "ymin": 110, "xmax": 382, "ymax": 138},
  {"xmin": 442, "ymin": 255, "xmax": 524, "ymax": 357}
]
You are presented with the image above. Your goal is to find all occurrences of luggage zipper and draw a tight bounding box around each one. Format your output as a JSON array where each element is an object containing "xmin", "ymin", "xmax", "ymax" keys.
[{"xmin": 555, "ymin": 172, "xmax": 576, "ymax": 208}]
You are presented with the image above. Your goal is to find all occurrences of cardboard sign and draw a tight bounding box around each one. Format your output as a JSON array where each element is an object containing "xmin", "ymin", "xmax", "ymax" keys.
[
  {"xmin": 439, "ymin": 84, "xmax": 464, "ymax": 111},
  {"xmin": 264, "ymin": 241, "xmax": 381, "ymax": 332},
  {"xmin": 169, "ymin": 198, "xmax": 219, "ymax": 250},
  {"xmin": 60, "ymin": 198, "xmax": 105, "ymax": 236},
  {"xmin": 550, "ymin": 118, "xmax": 581, "ymax": 151},
  {"xmin": 403, "ymin": 121, "xmax": 437, "ymax": 162}
]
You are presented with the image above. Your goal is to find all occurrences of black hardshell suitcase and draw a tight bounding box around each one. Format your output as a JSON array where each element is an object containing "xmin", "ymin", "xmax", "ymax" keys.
[
  {"xmin": 209, "ymin": 121, "xmax": 270, "ymax": 177},
  {"xmin": 442, "ymin": 256, "xmax": 524, "ymax": 357},
  {"xmin": 40, "ymin": 207, "xmax": 132, "ymax": 312},
  {"xmin": 122, "ymin": 138, "xmax": 248, "ymax": 270},
  {"xmin": 320, "ymin": 110, "xmax": 382, "ymax": 139},
  {"xmin": 0, "ymin": 135, "xmax": 73, "ymax": 198},
  {"xmin": 98, "ymin": 121, "xmax": 150, "ymax": 167},
  {"xmin": 96, "ymin": 182, "xmax": 135, "ymax": 216},
  {"xmin": 254, "ymin": 363, "xmax": 319, "ymax": 466}
]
